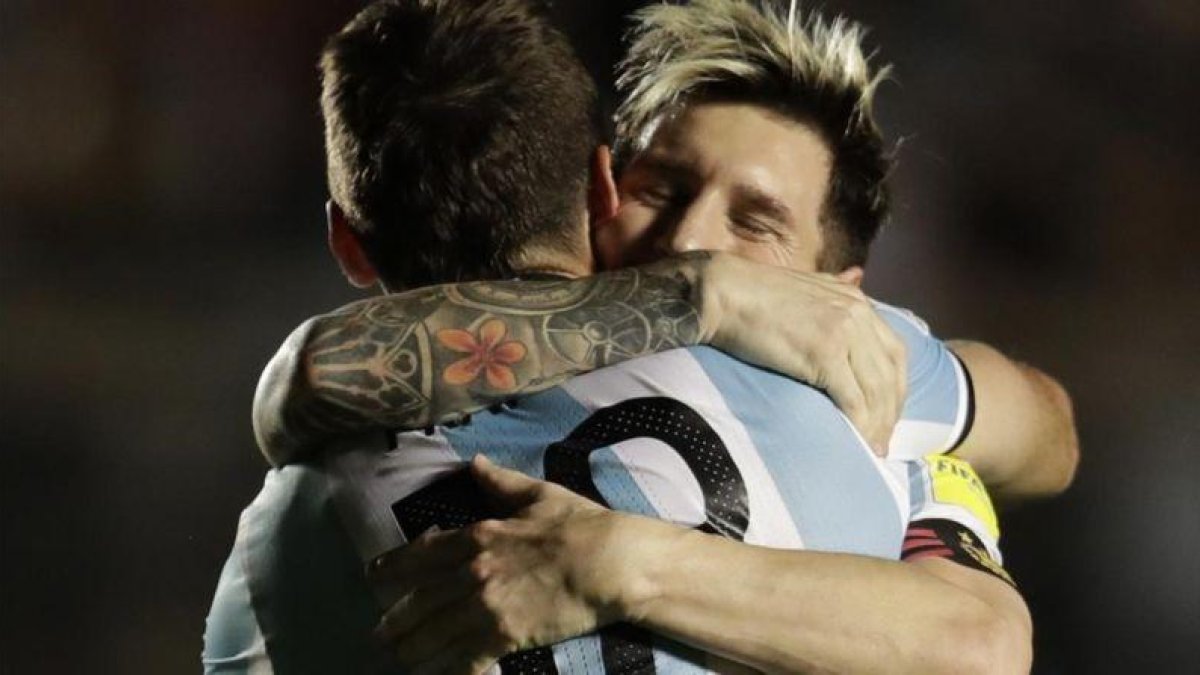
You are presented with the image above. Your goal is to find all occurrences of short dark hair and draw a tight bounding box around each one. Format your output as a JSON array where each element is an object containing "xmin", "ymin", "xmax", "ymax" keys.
[
  {"xmin": 615, "ymin": 0, "xmax": 892, "ymax": 271},
  {"xmin": 320, "ymin": 0, "xmax": 599, "ymax": 289}
]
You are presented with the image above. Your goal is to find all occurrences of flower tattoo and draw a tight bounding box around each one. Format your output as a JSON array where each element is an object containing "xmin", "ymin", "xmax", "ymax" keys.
[{"xmin": 436, "ymin": 319, "xmax": 527, "ymax": 390}]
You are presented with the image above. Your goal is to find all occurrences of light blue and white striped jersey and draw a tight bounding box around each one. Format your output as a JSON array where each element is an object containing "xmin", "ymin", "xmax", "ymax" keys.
[{"xmin": 204, "ymin": 303, "xmax": 999, "ymax": 674}]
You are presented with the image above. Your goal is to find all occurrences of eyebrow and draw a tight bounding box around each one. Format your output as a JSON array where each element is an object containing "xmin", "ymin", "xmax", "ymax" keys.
[{"xmin": 631, "ymin": 154, "xmax": 700, "ymax": 183}]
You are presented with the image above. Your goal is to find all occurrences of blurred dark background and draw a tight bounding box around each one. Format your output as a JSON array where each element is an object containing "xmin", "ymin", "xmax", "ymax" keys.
[{"xmin": 2, "ymin": 1, "xmax": 1196, "ymax": 672}]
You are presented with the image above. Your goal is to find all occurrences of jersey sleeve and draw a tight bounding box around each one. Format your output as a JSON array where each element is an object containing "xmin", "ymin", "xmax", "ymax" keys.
[
  {"xmin": 873, "ymin": 302, "xmax": 975, "ymax": 460},
  {"xmin": 229, "ymin": 465, "xmax": 397, "ymax": 672},
  {"xmin": 902, "ymin": 454, "xmax": 1014, "ymax": 585}
]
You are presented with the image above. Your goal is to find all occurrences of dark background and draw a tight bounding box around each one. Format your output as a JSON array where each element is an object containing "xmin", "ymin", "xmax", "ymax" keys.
[{"xmin": 2, "ymin": 1, "xmax": 1197, "ymax": 672}]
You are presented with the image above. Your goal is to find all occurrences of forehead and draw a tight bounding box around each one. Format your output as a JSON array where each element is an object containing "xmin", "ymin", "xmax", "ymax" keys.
[{"xmin": 636, "ymin": 102, "xmax": 832, "ymax": 219}]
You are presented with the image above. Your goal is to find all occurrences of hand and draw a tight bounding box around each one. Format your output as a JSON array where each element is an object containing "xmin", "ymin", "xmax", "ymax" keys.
[
  {"xmin": 369, "ymin": 456, "xmax": 628, "ymax": 674},
  {"xmin": 704, "ymin": 253, "xmax": 907, "ymax": 455}
]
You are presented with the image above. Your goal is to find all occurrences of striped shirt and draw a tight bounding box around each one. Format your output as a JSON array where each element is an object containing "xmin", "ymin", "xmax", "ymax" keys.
[{"xmin": 203, "ymin": 303, "xmax": 1002, "ymax": 674}]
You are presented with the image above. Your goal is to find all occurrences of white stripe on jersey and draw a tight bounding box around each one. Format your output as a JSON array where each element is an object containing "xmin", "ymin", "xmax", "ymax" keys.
[
  {"xmin": 891, "ymin": 419, "xmax": 965, "ymax": 457},
  {"xmin": 325, "ymin": 430, "xmax": 462, "ymax": 563},
  {"xmin": 557, "ymin": 349, "xmax": 804, "ymax": 549},
  {"xmin": 607, "ymin": 438, "xmax": 706, "ymax": 528}
]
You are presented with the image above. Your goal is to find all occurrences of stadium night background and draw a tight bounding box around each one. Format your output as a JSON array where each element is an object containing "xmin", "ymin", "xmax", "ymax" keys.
[{"xmin": 1, "ymin": 1, "xmax": 1196, "ymax": 672}]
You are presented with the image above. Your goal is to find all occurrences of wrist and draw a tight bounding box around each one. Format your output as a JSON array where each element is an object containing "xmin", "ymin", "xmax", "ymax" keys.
[
  {"xmin": 593, "ymin": 513, "xmax": 689, "ymax": 624},
  {"xmin": 682, "ymin": 250, "xmax": 725, "ymax": 346}
]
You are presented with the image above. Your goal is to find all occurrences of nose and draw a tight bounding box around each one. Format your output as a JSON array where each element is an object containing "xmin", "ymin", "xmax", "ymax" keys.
[{"xmin": 655, "ymin": 197, "xmax": 724, "ymax": 256}]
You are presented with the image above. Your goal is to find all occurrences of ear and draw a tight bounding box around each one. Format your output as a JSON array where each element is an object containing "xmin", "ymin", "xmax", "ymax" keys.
[
  {"xmin": 835, "ymin": 265, "xmax": 864, "ymax": 287},
  {"xmin": 587, "ymin": 145, "xmax": 619, "ymax": 225},
  {"xmin": 326, "ymin": 200, "xmax": 379, "ymax": 289}
]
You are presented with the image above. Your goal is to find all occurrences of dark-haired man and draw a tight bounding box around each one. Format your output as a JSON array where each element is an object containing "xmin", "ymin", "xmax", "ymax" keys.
[{"xmin": 204, "ymin": 1, "xmax": 1076, "ymax": 672}]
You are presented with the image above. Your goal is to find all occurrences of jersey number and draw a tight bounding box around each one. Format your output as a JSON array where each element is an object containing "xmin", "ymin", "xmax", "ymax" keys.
[{"xmin": 391, "ymin": 397, "xmax": 749, "ymax": 674}]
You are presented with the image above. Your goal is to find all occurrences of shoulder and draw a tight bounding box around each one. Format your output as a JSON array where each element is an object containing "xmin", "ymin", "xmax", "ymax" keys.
[
  {"xmin": 241, "ymin": 463, "xmax": 337, "ymax": 534},
  {"xmin": 236, "ymin": 464, "xmax": 391, "ymax": 672}
]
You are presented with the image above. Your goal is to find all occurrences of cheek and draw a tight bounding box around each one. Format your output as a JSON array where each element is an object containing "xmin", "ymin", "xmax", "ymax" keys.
[{"xmin": 592, "ymin": 204, "xmax": 656, "ymax": 270}]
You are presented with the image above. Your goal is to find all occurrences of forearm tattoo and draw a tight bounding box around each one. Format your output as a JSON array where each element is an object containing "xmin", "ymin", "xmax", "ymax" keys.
[{"xmin": 288, "ymin": 257, "xmax": 708, "ymax": 444}]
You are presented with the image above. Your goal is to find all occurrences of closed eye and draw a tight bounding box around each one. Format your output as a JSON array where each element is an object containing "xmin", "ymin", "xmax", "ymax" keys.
[
  {"xmin": 729, "ymin": 185, "xmax": 793, "ymax": 241},
  {"xmin": 635, "ymin": 182, "xmax": 675, "ymax": 207},
  {"xmin": 730, "ymin": 215, "xmax": 780, "ymax": 239}
]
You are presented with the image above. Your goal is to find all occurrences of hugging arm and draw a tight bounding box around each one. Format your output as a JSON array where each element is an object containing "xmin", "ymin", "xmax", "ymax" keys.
[
  {"xmin": 950, "ymin": 340, "xmax": 1079, "ymax": 501},
  {"xmin": 372, "ymin": 457, "xmax": 1032, "ymax": 675},
  {"xmin": 254, "ymin": 252, "xmax": 908, "ymax": 465},
  {"xmin": 254, "ymin": 254, "xmax": 711, "ymax": 466}
]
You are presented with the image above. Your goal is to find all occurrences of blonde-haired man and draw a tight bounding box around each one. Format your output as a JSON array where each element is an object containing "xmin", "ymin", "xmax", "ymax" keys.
[
  {"xmin": 361, "ymin": 2, "xmax": 1069, "ymax": 672},
  {"xmin": 600, "ymin": 0, "xmax": 1076, "ymax": 501},
  {"xmin": 228, "ymin": 1, "xmax": 1075, "ymax": 672}
]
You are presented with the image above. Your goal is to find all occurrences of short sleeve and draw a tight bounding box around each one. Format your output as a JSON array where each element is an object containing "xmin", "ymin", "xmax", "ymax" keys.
[{"xmin": 873, "ymin": 302, "xmax": 975, "ymax": 460}]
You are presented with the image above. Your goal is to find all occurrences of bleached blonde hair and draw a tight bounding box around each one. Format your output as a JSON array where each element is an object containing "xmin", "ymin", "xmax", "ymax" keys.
[{"xmin": 614, "ymin": 0, "xmax": 893, "ymax": 269}]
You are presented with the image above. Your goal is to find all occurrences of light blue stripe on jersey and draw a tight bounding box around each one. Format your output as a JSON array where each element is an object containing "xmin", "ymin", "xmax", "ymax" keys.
[
  {"xmin": 203, "ymin": 545, "xmax": 266, "ymax": 673},
  {"xmin": 690, "ymin": 347, "xmax": 901, "ymax": 557},
  {"xmin": 232, "ymin": 466, "xmax": 397, "ymax": 674},
  {"xmin": 588, "ymin": 448, "xmax": 711, "ymax": 674},
  {"xmin": 441, "ymin": 387, "xmax": 592, "ymax": 478},
  {"xmin": 589, "ymin": 447, "xmax": 660, "ymax": 518},
  {"xmin": 907, "ymin": 459, "xmax": 932, "ymax": 513},
  {"xmin": 875, "ymin": 304, "xmax": 962, "ymax": 426},
  {"xmin": 553, "ymin": 635, "xmax": 606, "ymax": 674}
]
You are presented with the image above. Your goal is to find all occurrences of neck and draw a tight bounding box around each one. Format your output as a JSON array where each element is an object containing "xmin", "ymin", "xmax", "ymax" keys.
[
  {"xmin": 512, "ymin": 263, "xmax": 586, "ymax": 281},
  {"xmin": 510, "ymin": 247, "xmax": 592, "ymax": 281}
]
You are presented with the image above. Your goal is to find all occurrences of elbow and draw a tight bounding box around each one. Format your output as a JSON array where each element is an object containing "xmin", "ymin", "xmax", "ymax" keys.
[
  {"xmin": 955, "ymin": 593, "xmax": 1032, "ymax": 672},
  {"xmin": 252, "ymin": 317, "xmax": 323, "ymax": 466},
  {"xmin": 1050, "ymin": 429, "xmax": 1080, "ymax": 495},
  {"xmin": 1040, "ymin": 372, "xmax": 1081, "ymax": 496},
  {"xmin": 971, "ymin": 608, "xmax": 1032, "ymax": 675},
  {"xmin": 918, "ymin": 592, "xmax": 1032, "ymax": 675}
]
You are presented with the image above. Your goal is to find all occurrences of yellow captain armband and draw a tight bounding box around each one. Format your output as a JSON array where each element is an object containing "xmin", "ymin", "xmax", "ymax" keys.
[{"xmin": 926, "ymin": 454, "xmax": 999, "ymax": 540}]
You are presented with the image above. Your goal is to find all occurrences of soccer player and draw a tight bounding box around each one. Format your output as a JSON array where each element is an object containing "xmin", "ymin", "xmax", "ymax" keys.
[{"xmin": 204, "ymin": 1, "xmax": 1076, "ymax": 672}]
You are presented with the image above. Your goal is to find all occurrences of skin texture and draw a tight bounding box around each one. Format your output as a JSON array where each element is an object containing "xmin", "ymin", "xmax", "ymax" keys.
[
  {"xmin": 594, "ymin": 103, "xmax": 834, "ymax": 273},
  {"xmin": 254, "ymin": 254, "xmax": 712, "ymax": 466},
  {"xmin": 947, "ymin": 340, "xmax": 1080, "ymax": 501},
  {"xmin": 254, "ymin": 248, "xmax": 911, "ymax": 466}
]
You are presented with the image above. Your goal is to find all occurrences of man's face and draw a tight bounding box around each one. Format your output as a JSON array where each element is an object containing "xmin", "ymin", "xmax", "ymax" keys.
[{"xmin": 594, "ymin": 102, "xmax": 834, "ymax": 273}]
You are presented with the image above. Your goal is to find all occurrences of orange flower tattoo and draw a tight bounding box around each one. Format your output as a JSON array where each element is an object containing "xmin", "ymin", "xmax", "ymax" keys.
[{"xmin": 436, "ymin": 319, "xmax": 527, "ymax": 390}]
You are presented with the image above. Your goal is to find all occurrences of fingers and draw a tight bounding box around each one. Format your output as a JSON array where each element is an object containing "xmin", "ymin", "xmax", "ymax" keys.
[
  {"xmin": 844, "ymin": 305, "xmax": 904, "ymax": 454},
  {"xmin": 376, "ymin": 564, "xmax": 481, "ymax": 642},
  {"xmin": 388, "ymin": 596, "xmax": 500, "ymax": 670},
  {"xmin": 369, "ymin": 525, "xmax": 481, "ymax": 586},
  {"xmin": 386, "ymin": 592, "xmax": 512, "ymax": 674},
  {"xmin": 865, "ymin": 311, "xmax": 908, "ymax": 452},
  {"xmin": 819, "ymin": 352, "xmax": 874, "ymax": 448},
  {"xmin": 412, "ymin": 649, "xmax": 502, "ymax": 675},
  {"xmin": 786, "ymin": 277, "xmax": 904, "ymax": 454},
  {"xmin": 847, "ymin": 341, "xmax": 895, "ymax": 455},
  {"xmin": 471, "ymin": 455, "xmax": 544, "ymax": 507}
]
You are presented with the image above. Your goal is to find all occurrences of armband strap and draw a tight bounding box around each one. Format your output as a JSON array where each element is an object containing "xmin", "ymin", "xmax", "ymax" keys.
[{"xmin": 902, "ymin": 518, "xmax": 1015, "ymax": 587}]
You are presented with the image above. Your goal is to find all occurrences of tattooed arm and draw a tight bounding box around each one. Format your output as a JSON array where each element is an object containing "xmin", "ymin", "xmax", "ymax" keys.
[
  {"xmin": 254, "ymin": 254, "xmax": 711, "ymax": 466},
  {"xmin": 254, "ymin": 252, "xmax": 906, "ymax": 465}
]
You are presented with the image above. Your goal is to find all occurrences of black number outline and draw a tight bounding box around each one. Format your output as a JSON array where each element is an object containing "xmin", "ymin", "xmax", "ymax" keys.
[{"xmin": 391, "ymin": 397, "xmax": 750, "ymax": 674}]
